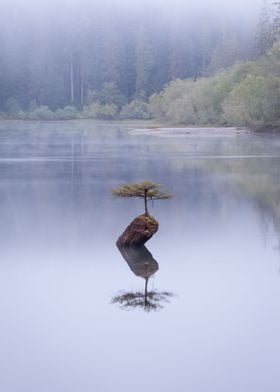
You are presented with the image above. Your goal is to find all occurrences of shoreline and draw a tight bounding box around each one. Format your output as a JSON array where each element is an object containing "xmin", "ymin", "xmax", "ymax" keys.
[{"xmin": 0, "ymin": 118, "xmax": 278, "ymax": 134}]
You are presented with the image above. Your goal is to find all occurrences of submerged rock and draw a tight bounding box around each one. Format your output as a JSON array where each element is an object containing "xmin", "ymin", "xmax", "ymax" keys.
[{"xmin": 116, "ymin": 214, "xmax": 159, "ymax": 247}]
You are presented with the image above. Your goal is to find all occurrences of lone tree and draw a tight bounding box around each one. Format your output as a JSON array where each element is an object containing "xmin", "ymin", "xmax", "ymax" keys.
[{"xmin": 111, "ymin": 180, "xmax": 172, "ymax": 216}]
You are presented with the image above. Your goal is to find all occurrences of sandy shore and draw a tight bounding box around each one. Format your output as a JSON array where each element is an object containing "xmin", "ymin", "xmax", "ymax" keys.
[{"xmin": 130, "ymin": 126, "xmax": 252, "ymax": 137}]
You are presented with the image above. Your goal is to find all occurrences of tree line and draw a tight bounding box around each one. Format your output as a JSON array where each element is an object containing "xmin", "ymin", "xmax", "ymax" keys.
[
  {"xmin": 0, "ymin": 1, "xmax": 279, "ymax": 129},
  {"xmin": 149, "ymin": 2, "xmax": 280, "ymax": 130},
  {"xmin": 0, "ymin": 1, "xmax": 258, "ymax": 118}
]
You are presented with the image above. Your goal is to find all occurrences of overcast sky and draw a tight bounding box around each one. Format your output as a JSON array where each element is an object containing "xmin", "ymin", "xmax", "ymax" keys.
[
  {"xmin": 0, "ymin": 0, "xmax": 266, "ymax": 34},
  {"xmin": 1, "ymin": 0, "xmax": 264, "ymax": 15}
]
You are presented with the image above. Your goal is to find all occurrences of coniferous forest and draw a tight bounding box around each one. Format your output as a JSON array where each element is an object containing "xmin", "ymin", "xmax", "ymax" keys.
[{"xmin": 0, "ymin": 0, "xmax": 279, "ymax": 129}]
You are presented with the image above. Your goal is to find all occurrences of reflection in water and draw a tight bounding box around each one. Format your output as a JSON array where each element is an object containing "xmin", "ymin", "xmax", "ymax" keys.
[
  {"xmin": 111, "ymin": 290, "xmax": 173, "ymax": 312},
  {"xmin": 2, "ymin": 124, "xmax": 280, "ymax": 391},
  {"xmin": 118, "ymin": 245, "xmax": 159, "ymax": 279},
  {"xmin": 113, "ymin": 245, "xmax": 173, "ymax": 311}
]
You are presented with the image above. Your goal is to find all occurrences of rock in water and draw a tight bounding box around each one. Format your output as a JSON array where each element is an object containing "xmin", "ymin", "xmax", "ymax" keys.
[{"xmin": 116, "ymin": 214, "xmax": 159, "ymax": 247}]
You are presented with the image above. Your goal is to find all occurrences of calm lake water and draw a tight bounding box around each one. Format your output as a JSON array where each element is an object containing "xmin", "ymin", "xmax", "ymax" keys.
[{"xmin": 1, "ymin": 120, "xmax": 280, "ymax": 392}]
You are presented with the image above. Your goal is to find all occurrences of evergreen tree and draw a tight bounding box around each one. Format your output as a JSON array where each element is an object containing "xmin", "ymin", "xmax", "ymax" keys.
[
  {"xmin": 168, "ymin": 32, "xmax": 195, "ymax": 80},
  {"xmin": 273, "ymin": 1, "xmax": 280, "ymax": 39},
  {"xmin": 111, "ymin": 180, "xmax": 172, "ymax": 216},
  {"xmin": 0, "ymin": 0, "xmax": 264, "ymax": 114},
  {"xmin": 255, "ymin": 0, "xmax": 274, "ymax": 56},
  {"xmin": 208, "ymin": 25, "xmax": 241, "ymax": 73},
  {"xmin": 135, "ymin": 26, "xmax": 156, "ymax": 99}
]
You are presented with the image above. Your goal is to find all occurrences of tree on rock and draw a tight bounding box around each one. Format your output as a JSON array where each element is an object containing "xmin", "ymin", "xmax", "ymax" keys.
[{"xmin": 111, "ymin": 180, "xmax": 172, "ymax": 216}]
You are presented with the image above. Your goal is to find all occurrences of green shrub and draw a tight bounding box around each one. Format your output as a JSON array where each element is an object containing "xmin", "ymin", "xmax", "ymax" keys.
[
  {"xmin": 150, "ymin": 75, "xmax": 232, "ymax": 125},
  {"xmin": 55, "ymin": 106, "xmax": 79, "ymax": 120},
  {"xmin": 148, "ymin": 57, "xmax": 280, "ymax": 128},
  {"xmin": 27, "ymin": 106, "xmax": 55, "ymax": 120},
  {"xmin": 83, "ymin": 102, "xmax": 118, "ymax": 120},
  {"xmin": 119, "ymin": 100, "xmax": 151, "ymax": 120},
  {"xmin": 5, "ymin": 97, "xmax": 22, "ymax": 117},
  {"xmin": 28, "ymin": 100, "xmax": 39, "ymax": 112},
  {"xmin": 149, "ymin": 79, "xmax": 190, "ymax": 121},
  {"xmin": 223, "ymin": 75, "xmax": 280, "ymax": 128}
]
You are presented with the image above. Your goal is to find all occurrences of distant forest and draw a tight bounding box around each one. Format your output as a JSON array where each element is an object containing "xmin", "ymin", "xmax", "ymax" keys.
[{"xmin": 0, "ymin": 0, "xmax": 279, "ymax": 129}]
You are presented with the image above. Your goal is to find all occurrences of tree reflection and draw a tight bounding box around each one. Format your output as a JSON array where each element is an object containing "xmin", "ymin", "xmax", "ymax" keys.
[
  {"xmin": 111, "ymin": 290, "xmax": 173, "ymax": 312},
  {"xmin": 112, "ymin": 245, "xmax": 173, "ymax": 311}
]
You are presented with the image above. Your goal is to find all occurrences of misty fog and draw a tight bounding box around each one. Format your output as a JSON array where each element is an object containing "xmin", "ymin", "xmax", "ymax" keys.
[{"xmin": 0, "ymin": 0, "xmax": 265, "ymax": 113}]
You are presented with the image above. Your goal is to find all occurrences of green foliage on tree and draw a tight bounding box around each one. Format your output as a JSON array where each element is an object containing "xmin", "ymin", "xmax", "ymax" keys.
[
  {"xmin": 119, "ymin": 100, "xmax": 151, "ymax": 120},
  {"xmin": 135, "ymin": 26, "xmax": 156, "ymax": 99},
  {"xmin": 0, "ymin": 1, "xmax": 278, "ymax": 127},
  {"xmin": 27, "ymin": 106, "xmax": 56, "ymax": 121},
  {"xmin": 149, "ymin": 64, "xmax": 250, "ymax": 125},
  {"xmin": 87, "ymin": 82, "xmax": 127, "ymax": 109},
  {"xmin": 209, "ymin": 32, "xmax": 241, "ymax": 73},
  {"xmin": 83, "ymin": 102, "xmax": 118, "ymax": 120},
  {"xmin": 149, "ymin": 37, "xmax": 280, "ymax": 130},
  {"xmin": 223, "ymin": 75, "xmax": 280, "ymax": 128},
  {"xmin": 274, "ymin": 2, "xmax": 280, "ymax": 36},
  {"xmin": 149, "ymin": 79, "xmax": 190, "ymax": 122},
  {"xmin": 55, "ymin": 106, "xmax": 79, "ymax": 120},
  {"xmin": 0, "ymin": 1, "xmax": 265, "ymax": 115},
  {"xmin": 255, "ymin": 0, "xmax": 275, "ymax": 56},
  {"xmin": 111, "ymin": 180, "xmax": 172, "ymax": 216},
  {"xmin": 5, "ymin": 97, "xmax": 22, "ymax": 117}
]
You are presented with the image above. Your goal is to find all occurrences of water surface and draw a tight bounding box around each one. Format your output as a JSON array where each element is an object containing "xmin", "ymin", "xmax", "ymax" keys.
[{"xmin": 0, "ymin": 121, "xmax": 280, "ymax": 392}]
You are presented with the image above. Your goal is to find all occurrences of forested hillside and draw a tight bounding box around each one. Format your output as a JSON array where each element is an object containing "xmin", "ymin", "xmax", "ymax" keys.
[
  {"xmin": 0, "ymin": 0, "xmax": 279, "ymax": 129},
  {"xmin": 150, "ymin": 37, "xmax": 280, "ymax": 130},
  {"xmin": 149, "ymin": 1, "xmax": 280, "ymax": 129}
]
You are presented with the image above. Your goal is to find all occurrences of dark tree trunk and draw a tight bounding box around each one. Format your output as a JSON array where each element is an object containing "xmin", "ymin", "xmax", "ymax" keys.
[
  {"xmin": 70, "ymin": 53, "xmax": 75, "ymax": 103},
  {"xmin": 144, "ymin": 189, "xmax": 148, "ymax": 215},
  {"xmin": 144, "ymin": 278, "xmax": 148, "ymax": 306},
  {"xmin": 81, "ymin": 75, "xmax": 84, "ymax": 106}
]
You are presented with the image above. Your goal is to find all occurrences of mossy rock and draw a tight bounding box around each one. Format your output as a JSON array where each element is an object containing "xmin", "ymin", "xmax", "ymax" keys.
[{"xmin": 116, "ymin": 214, "xmax": 159, "ymax": 247}]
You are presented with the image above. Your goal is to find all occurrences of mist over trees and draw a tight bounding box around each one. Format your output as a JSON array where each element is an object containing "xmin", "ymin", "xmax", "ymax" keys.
[
  {"xmin": 0, "ymin": 0, "xmax": 261, "ymax": 115},
  {"xmin": 0, "ymin": 0, "xmax": 279, "ymax": 129},
  {"xmin": 150, "ymin": 1, "xmax": 280, "ymax": 130}
]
